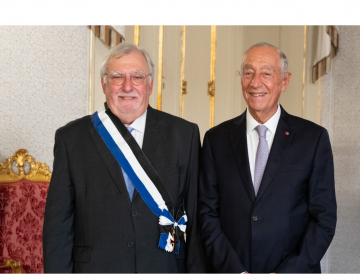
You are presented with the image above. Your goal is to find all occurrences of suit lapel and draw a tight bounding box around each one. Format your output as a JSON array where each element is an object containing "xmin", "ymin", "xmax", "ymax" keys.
[
  {"xmin": 132, "ymin": 106, "xmax": 164, "ymax": 201},
  {"xmin": 230, "ymin": 111, "xmax": 255, "ymax": 202},
  {"xmin": 89, "ymin": 126, "xmax": 131, "ymax": 207},
  {"xmin": 255, "ymin": 107, "xmax": 295, "ymax": 203}
]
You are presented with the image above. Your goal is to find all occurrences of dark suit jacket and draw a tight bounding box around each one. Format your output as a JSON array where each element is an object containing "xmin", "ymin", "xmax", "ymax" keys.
[
  {"xmin": 43, "ymin": 106, "xmax": 206, "ymax": 273},
  {"xmin": 198, "ymin": 107, "xmax": 337, "ymax": 273}
]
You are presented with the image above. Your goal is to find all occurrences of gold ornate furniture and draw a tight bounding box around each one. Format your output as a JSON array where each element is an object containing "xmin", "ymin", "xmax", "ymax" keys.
[{"xmin": 0, "ymin": 149, "xmax": 51, "ymax": 273}]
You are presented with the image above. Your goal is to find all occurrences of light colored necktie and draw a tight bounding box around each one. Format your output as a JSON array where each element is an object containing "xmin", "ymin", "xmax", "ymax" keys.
[
  {"xmin": 254, "ymin": 125, "xmax": 269, "ymax": 196},
  {"xmin": 122, "ymin": 127, "xmax": 135, "ymax": 201}
]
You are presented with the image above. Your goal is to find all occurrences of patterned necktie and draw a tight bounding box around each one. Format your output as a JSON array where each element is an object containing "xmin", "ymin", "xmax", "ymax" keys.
[
  {"xmin": 122, "ymin": 127, "xmax": 135, "ymax": 201},
  {"xmin": 254, "ymin": 125, "xmax": 269, "ymax": 196}
]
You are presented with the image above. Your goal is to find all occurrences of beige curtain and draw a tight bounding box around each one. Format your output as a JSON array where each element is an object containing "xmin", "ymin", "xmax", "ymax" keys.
[{"xmin": 312, "ymin": 26, "xmax": 339, "ymax": 83}]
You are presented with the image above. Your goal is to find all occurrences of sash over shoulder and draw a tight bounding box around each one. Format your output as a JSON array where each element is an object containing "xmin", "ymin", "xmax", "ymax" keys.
[{"xmin": 91, "ymin": 109, "xmax": 187, "ymax": 254}]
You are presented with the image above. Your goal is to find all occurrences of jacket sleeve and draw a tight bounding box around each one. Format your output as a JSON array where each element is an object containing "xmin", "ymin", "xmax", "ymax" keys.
[
  {"xmin": 43, "ymin": 129, "xmax": 75, "ymax": 273},
  {"xmin": 198, "ymin": 132, "xmax": 247, "ymax": 273},
  {"xmin": 275, "ymin": 129, "xmax": 337, "ymax": 273},
  {"xmin": 184, "ymin": 124, "xmax": 209, "ymax": 273}
]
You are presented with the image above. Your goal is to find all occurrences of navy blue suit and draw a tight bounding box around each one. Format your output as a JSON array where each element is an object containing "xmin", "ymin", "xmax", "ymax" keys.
[{"xmin": 198, "ymin": 107, "xmax": 336, "ymax": 273}]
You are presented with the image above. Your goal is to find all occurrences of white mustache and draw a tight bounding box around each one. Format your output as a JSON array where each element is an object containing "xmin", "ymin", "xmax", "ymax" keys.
[{"xmin": 117, "ymin": 93, "xmax": 139, "ymax": 98}]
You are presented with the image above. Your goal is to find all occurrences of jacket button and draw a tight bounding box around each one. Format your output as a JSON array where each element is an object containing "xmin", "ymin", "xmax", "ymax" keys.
[
  {"xmin": 132, "ymin": 212, "xmax": 137, "ymax": 217},
  {"xmin": 128, "ymin": 242, "xmax": 134, "ymax": 247},
  {"xmin": 252, "ymin": 216, "xmax": 259, "ymax": 221}
]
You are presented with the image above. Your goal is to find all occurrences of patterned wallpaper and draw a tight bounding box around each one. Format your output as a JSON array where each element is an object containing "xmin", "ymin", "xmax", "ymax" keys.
[
  {"xmin": 0, "ymin": 26, "xmax": 89, "ymax": 170},
  {"xmin": 322, "ymin": 26, "xmax": 360, "ymax": 273}
]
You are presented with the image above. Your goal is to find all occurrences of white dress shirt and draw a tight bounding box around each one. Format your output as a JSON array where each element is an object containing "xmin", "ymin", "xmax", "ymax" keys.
[
  {"xmin": 246, "ymin": 104, "xmax": 281, "ymax": 185},
  {"xmin": 98, "ymin": 103, "xmax": 147, "ymax": 148},
  {"xmin": 126, "ymin": 110, "xmax": 147, "ymax": 149}
]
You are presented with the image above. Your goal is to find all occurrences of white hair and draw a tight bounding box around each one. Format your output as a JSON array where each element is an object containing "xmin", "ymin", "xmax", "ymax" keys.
[
  {"xmin": 241, "ymin": 42, "xmax": 288, "ymax": 77},
  {"xmin": 100, "ymin": 42, "xmax": 154, "ymax": 83}
]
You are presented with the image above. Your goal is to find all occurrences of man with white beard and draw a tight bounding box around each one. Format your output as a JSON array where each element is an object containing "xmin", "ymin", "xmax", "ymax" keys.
[{"xmin": 43, "ymin": 43, "xmax": 206, "ymax": 273}]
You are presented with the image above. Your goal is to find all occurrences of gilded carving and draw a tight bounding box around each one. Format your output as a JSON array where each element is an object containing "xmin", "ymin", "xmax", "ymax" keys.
[
  {"xmin": 0, "ymin": 259, "xmax": 22, "ymax": 273},
  {"xmin": 180, "ymin": 26, "xmax": 186, "ymax": 118},
  {"xmin": 0, "ymin": 149, "xmax": 52, "ymax": 183},
  {"xmin": 207, "ymin": 81, "xmax": 215, "ymax": 97},
  {"xmin": 181, "ymin": 80, "xmax": 187, "ymax": 96},
  {"xmin": 209, "ymin": 26, "xmax": 216, "ymax": 128}
]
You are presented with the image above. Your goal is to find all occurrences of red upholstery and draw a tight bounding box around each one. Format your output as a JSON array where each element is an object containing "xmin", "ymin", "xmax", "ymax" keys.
[{"xmin": 0, "ymin": 179, "xmax": 49, "ymax": 273}]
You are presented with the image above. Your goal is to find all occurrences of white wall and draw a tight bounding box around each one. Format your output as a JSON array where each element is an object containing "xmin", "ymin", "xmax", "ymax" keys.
[
  {"xmin": 322, "ymin": 26, "xmax": 360, "ymax": 273},
  {"xmin": 0, "ymin": 26, "xmax": 89, "ymax": 169}
]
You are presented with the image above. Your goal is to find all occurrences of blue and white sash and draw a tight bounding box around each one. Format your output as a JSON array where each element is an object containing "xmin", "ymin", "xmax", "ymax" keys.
[{"xmin": 91, "ymin": 109, "xmax": 187, "ymax": 254}]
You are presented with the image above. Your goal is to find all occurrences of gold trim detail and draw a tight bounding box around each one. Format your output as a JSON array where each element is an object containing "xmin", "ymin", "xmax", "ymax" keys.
[
  {"xmin": 157, "ymin": 25, "xmax": 164, "ymax": 111},
  {"xmin": 0, "ymin": 259, "xmax": 22, "ymax": 273},
  {"xmin": 0, "ymin": 149, "xmax": 52, "ymax": 183},
  {"xmin": 302, "ymin": 25, "xmax": 307, "ymax": 119},
  {"xmin": 180, "ymin": 26, "xmax": 187, "ymax": 118},
  {"xmin": 208, "ymin": 81, "xmax": 215, "ymax": 97},
  {"xmin": 181, "ymin": 81, "xmax": 187, "ymax": 95},
  {"xmin": 89, "ymin": 28, "xmax": 93, "ymax": 115},
  {"xmin": 208, "ymin": 26, "xmax": 216, "ymax": 128},
  {"xmin": 134, "ymin": 26, "xmax": 140, "ymax": 46}
]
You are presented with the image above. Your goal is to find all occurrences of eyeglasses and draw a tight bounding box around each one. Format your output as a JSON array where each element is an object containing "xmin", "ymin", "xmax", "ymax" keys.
[{"xmin": 105, "ymin": 72, "xmax": 152, "ymax": 86}]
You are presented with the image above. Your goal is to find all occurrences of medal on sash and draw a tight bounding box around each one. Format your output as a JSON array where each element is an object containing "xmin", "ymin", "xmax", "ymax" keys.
[{"xmin": 91, "ymin": 109, "xmax": 186, "ymax": 254}]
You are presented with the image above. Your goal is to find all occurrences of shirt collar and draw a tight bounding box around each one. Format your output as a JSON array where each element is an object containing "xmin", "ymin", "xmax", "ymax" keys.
[
  {"xmin": 128, "ymin": 109, "xmax": 147, "ymax": 133},
  {"xmin": 246, "ymin": 103, "xmax": 281, "ymax": 135}
]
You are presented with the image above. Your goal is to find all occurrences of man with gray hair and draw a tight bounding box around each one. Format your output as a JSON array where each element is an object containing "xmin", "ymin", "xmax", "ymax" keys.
[
  {"xmin": 198, "ymin": 42, "xmax": 337, "ymax": 273},
  {"xmin": 43, "ymin": 43, "xmax": 206, "ymax": 273}
]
